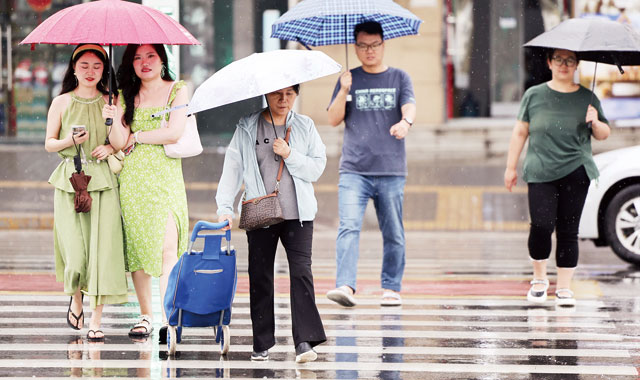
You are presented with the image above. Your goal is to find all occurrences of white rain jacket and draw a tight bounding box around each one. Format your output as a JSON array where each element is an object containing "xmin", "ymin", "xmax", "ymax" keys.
[{"xmin": 215, "ymin": 110, "xmax": 326, "ymax": 222}]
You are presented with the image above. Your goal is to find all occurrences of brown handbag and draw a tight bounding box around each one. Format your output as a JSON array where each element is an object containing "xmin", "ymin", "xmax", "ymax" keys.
[{"xmin": 238, "ymin": 127, "xmax": 291, "ymax": 231}]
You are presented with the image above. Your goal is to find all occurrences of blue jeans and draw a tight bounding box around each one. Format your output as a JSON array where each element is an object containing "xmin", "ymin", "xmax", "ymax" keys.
[{"xmin": 335, "ymin": 173, "xmax": 406, "ymax": 292}]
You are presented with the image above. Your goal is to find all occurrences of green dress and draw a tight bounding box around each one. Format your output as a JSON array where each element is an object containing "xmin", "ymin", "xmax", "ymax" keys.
[
  {"xmin": 119, "ymin": 81, "xmax": 189, "ymax": 277},
  {"xmin": 48, "ymin": 93, "xmax": 129, "ymax": 309}
]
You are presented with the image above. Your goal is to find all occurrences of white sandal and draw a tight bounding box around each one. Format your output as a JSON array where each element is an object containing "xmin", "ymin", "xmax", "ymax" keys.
[
  {"xmin": 381, "ymin": 290, "xmax": 402, "ymax": 307},
  {"xmin": 129, "ymin": 314, "xmax": 153, "ymax": 337},
  {"xmin": 527, "ymin": 278, "xmax": 549, "ymax": 303},
  {"xmin": 555, "ymin": 288, "xmax": 576, "ymax": 307}
]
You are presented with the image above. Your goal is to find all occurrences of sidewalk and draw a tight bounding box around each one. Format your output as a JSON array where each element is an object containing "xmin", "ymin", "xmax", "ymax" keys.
[{"xmin": 1, "ymin": 118, "xmax": 639, "ymax": 231}]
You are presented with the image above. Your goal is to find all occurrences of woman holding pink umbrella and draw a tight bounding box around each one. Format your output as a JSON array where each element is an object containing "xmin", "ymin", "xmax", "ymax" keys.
[
  {"xmin": 111, "ymin": 44, "xmax": 190, "ymax": 340},
  {"xmin": 45, "ymin": 44, "xmax": 128, "ymax": 342}
]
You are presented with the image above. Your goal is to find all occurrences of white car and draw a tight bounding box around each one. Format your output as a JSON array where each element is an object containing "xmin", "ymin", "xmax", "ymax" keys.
[{"xmin": 579, "ymin": 145, "xmax": 640, "ymax": 264}]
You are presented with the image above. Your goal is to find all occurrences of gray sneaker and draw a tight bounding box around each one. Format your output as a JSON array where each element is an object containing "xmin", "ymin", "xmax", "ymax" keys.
[
  {"xmin": 326, "ymin": 286, "xmax": 357, "ymax": 307},
  {"xmin": 250, "ymin": 350, "xmax": 269, "ymax": 361}
]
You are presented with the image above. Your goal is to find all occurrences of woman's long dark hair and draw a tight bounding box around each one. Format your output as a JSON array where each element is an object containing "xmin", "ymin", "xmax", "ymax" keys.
[
  {"xmin": 117, "ymin": 44, "xmax": 174, "ymax": 126},
  {"xmin": 60, "ymin": 44, "xmax": 116, "ymax": 96}
]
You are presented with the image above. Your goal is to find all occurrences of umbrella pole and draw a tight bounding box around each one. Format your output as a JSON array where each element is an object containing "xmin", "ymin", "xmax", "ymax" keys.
[
  {"xmin": 105, "ymin": 44, "xmax": 113, "ymax": 127},
  {"xmin": 587, "ymin": 62, "xmax": 597, "ymax": 129},
  {"xmin": 264, "ymin": 95, "xmax": 280, "ymax": 161},
  {"xmin": 344, "ymin": 15, "xmax": 352, "ymax": 102},
  {"xmin": 344, "ymin": 14, "xmax": 349, "ymax": 70}
]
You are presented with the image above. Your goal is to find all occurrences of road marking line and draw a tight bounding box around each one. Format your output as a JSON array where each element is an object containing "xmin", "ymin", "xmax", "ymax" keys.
[
  {"xmin": 0, "ymin": 359, "xmax": 634, "ymax": 376},
  {"xmin": 0, "ymin": 343, "xmax": 630, "ymax": 357}
]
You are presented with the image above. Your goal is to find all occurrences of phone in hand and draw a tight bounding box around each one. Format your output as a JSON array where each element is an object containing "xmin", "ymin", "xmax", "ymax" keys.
[{"xmin": 71, "ymin": 125, "xmax": 87, "ymax": 135}]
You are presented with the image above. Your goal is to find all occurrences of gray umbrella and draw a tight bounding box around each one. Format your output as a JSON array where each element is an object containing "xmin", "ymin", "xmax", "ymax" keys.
[
  {"xmin": 524, "ymin": 17, "xmax": 640, "ymax": 127},
  {"xmin": 524, "ymin": 17, "xmax": 640, "ymax": 70}
]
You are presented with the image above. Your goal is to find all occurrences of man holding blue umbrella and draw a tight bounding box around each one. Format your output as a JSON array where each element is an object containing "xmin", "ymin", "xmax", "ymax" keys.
[{"xmin": 326, "ymin": 21, "xmax": 416, "ymax": 308}]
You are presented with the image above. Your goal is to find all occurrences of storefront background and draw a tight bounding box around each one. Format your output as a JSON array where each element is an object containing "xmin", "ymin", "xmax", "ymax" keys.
[
  {"xmin": 4, "ymin": 0, "xmax": 639, "ymax": 136},
  {"xmin": 576, "ymin": 0, "xmax": 640, "ymax": 126},
  {"xmin": 447, "ymin": 0, "xmax": 571, "ymax": 118},
  {"xmin": 0, "ymin": 0, "xmax": 287, "ymax": 141}
]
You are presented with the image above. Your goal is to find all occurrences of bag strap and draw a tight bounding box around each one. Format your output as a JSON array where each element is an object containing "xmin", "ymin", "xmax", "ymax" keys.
[
  {"xmin": 274, "ymin": 127, "xmax": 291, "ymax": 192},
  {"xmin": 161, "ymin": 82, "xmax": 177, "ymax": 128},
  {"xmin": 164, "ymin": 81, "xmax": 177, "ymax": 107}
]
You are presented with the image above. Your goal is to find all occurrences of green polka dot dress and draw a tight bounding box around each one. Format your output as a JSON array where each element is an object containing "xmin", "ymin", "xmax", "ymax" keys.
[{"xmin": 119, "ymin": 81, "xmax": 189, "ymax": 277}]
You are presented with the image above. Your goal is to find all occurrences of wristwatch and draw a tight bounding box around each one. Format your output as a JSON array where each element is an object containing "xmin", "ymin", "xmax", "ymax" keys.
[{"xmin": 403, "ymin": 117, "xmax": 413, "ymax": 127}]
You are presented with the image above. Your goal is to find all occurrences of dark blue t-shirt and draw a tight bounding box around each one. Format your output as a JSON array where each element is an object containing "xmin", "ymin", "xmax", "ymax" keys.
[{"xmin": 330, "ymin": 67, "xmax": 415, "ymax": 176}]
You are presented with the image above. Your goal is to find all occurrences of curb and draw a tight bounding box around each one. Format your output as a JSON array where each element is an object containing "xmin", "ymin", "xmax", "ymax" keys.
[
  {"xmin": 0, "ymin": 213, "xmax": 54, "ymax": 230},
  {"xmin": 0, "ymin": 213, "xmax": 222, "ymax": 231}
]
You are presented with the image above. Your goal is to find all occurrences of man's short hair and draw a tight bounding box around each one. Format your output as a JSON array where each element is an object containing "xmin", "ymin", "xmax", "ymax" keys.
[{"xmin": 353, "ymin": 21, "xmax": 384, "ymax": 42}]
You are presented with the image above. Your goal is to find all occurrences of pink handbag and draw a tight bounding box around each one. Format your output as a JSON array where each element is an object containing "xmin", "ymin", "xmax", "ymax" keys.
[{"xmin": 161, "ymin": 82, "xmax": 203, "ymax": 158}]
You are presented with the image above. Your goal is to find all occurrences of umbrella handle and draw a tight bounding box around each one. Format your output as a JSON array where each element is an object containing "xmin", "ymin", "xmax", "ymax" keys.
[{"xmin": 105, "ymin": 44, "xmax": 114, "ymax": 127}]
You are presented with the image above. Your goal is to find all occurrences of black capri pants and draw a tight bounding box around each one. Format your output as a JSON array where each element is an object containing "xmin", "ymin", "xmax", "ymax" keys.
[{"xmin": 527, "ymin": 166, "xmax": 590, "ymax": 268}]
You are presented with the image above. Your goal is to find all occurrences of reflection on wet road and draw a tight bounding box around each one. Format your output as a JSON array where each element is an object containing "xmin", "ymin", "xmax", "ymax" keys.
[{"xmin": 1, "ymin": 229, "xmax": 640, "ymax": 379}]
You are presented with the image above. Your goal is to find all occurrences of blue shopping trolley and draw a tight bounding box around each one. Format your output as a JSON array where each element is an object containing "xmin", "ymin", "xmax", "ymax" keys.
[{"xmin": 163, "ymin": 220, "xmax": 237, "ymax": 356}]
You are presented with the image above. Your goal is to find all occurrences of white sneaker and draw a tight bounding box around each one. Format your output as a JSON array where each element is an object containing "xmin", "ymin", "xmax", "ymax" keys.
[
  {"xmin": 326, "ymin": 286, "xmax": 357, "ymax": 307},
  {"xmin": 527, "ymin": 278, "xmax": 549, "ymax": 303}
]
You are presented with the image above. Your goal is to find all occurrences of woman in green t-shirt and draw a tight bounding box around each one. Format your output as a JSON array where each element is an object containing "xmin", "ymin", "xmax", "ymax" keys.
[{"xmin": 504, "ymin": 48, "xmax": 610, "ymax": 307}]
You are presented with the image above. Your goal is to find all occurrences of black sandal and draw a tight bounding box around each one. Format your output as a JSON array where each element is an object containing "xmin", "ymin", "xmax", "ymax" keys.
[
  {"xmin": 87, "ymin": 329, "xmax": 105, "ymax": 342},
  {"xmin": 128, "ymin": 315, "xmax": 153, "ymax": 337},
  {"xmin": 66, "ymin": 295, "xmax": 84, "ymax": 330}
]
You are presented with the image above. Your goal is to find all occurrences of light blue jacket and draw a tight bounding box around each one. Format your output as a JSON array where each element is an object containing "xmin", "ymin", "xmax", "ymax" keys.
[{"xmin": 216, "ymin": 110, "xmax": 327, "ymax": 222}]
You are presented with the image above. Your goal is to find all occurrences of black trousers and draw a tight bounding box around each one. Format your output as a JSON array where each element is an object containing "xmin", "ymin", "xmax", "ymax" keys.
[
  {"xmin": 527, "ymin": 166, "xmax": 590, "ymax": 268},
  {"xmin": 246, "ymin": 220, "xmax": 326, "ymax": 352}
]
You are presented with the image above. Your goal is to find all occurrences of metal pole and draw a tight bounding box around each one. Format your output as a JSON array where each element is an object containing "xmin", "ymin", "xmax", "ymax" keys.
[
  {"xmin": 6, "ymin": 24, "xmax": 11, "ymax": 91},
  {"xmin": 587, "ymin": 62, "xmax": 597, "ymax": 129}
]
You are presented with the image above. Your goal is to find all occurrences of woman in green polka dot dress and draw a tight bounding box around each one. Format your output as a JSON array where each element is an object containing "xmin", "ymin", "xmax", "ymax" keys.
[{"xmin": 112, "ymin": 44, "xmax": 189, "ymax": 338}]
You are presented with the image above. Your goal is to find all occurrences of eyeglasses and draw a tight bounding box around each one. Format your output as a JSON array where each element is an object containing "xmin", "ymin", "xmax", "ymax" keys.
[
  {"xmin": 355, "ymin": 41, "xmax": 383, "ymax": 52},
  {"xmin": 551, "ymin": 56, "xmax": 577, "ymax": 67}
]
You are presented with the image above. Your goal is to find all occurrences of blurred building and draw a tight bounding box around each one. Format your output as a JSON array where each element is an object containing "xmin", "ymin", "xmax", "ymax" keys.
[{"xmin": 1, "ymin": 0, "xmax": 638, "ymax": 142}]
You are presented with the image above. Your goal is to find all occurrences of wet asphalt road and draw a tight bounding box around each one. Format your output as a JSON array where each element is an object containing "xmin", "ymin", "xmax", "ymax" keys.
[
  {"xmin": 2, "ymin": 143, "xmax": 640, "ymax": 378},
  {"xmin": 1, "ymin": 227, "xmax": 640, "ymax": 379}
]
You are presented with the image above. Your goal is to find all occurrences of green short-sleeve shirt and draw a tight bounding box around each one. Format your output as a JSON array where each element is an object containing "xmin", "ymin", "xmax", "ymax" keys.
[{"xmin": 517, "ymin": 83, "xmax": 608, "ymax": 183}]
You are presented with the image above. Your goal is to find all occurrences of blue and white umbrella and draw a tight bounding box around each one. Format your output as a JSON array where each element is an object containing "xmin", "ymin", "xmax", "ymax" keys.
[{"xmin": 271, "ymin": 0, "xmax": 422, "ymax": 68}]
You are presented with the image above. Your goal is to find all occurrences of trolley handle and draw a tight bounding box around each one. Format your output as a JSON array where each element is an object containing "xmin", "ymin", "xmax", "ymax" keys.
[
  {"xmin": 190, "ymin": 220, "xmax": 231, "ymax": 242},
  {"xmin": 188, "ymin": 220, "xmax": 232, "ymax": 256}
]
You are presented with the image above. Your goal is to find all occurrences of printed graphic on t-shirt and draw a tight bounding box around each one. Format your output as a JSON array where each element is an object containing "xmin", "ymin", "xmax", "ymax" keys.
[{"xmin": 355, "ymin": 88, "xmax": 396, "ymax": 111}]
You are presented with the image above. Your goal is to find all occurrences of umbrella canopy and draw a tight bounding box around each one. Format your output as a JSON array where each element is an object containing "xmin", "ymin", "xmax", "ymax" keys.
[
  {"xmin": 20, "ymin": 0, "xmax": 200, "ymax": 46},
  {"xmin": 187, "ymin": 49, "xmax": 341, "ymax": 115},
  {"xmin": 20, "ymin": 0, "xmax": 200, "ymax": 127},
  {"xmin": 69, "ymin": 172, "xmax": 92, "ymax": 213},
  {"xmin": 523, "ymin": 17, "xmax": 640, "ymax": 68},
  {"xmin": 271, "ymin": 0, "xmax": 422, "ymax": 46}
]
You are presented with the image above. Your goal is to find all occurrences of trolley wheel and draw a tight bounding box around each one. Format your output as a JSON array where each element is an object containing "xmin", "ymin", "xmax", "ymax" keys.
[
  {"xmin": 219, "ymin": 325, "xmax": 230, "ymax": 355},
  {"xmin": 167, "ymin": 326, "xmax": 178, "ymax": 356}
]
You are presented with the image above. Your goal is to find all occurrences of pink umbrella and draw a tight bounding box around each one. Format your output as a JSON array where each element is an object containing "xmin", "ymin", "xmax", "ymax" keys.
[
  {"xmin": 21, "ymin": 0, "xmax": 200, "ymax": 47},
  {"xmin": 20, "ymin": 0, "xmax": 200, "ymax": 125}
]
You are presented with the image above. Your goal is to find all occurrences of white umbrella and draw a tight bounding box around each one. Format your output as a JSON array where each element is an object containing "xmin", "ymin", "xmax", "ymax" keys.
[{"xmin": 187, "ymin": 49, "xmax": 342, "ymax": 115}]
